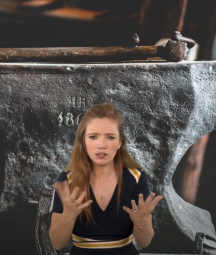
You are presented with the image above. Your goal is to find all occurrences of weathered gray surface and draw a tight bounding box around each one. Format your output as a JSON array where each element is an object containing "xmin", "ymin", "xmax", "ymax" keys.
[{"xmin": 0, "ymin": 61, "xmax": 216, "ymax": 254}]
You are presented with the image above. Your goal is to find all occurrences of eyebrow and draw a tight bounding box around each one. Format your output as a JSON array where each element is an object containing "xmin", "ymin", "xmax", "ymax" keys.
[{"xmin": 87, "ymin": 133, "xmax": 117, "ymax": 136}]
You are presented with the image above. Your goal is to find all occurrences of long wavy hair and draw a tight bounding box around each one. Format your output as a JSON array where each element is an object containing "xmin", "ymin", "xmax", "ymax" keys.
[{"xmin": 65, "ymin": 103, "xmax": 142, "ymax": 225}]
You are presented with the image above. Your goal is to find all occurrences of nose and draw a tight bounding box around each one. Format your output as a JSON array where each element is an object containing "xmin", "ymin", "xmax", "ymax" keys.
[{"xmin": 98, "ymin": 137, "xmax": 107, "ymax": 149}]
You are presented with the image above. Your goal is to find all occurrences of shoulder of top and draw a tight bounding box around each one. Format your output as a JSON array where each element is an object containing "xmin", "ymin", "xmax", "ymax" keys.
[
  {"xmin": 64, "ymin": 170, "xmax": 72, "ymax": 184},
  {"xmin": 128, "ymin": 168, "xmax": 142, "ymax": 183}
]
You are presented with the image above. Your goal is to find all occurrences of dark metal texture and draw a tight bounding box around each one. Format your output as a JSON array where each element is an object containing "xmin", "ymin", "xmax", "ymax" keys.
[
  {"xmin": 171, "ymin": 31, "xmax": 196, "ymax": 49},
  {"xmin": 35, "ymin": 189, "xmax": 57, "ymax": 255},
  {"xmin": 0, "ymin": 62, "xmax": 215, "ymax": 254},
  {"xmin": 126, "ymin": 33, "xmax": 140, "ymax": 47},
  {"xmin": 35, "ymin": 189, "xmax": 73, "ymax": 255},
  {"xmin": 194, "ymin": 232, "xmax": 205, "ymax": 254},
  {"xmin": 194, "ymin": 232, "xmax": 216, "ymax": 254}
]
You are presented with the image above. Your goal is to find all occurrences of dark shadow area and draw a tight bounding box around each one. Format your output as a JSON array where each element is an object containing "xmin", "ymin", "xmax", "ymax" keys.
[
  {"xmin": 143, "ymin": 230, "xmax": 194, "ymax": 254},
  {"xmin": 0, "ymin": 0, "xmax": 215, "ymax": 62},
  {"xmin": 0, "ymin": 202, "xmax": 38, "ymax": 255},
  {"xmin": 0, "ymin": 128, "xmax": 6, "ymax": 196}
]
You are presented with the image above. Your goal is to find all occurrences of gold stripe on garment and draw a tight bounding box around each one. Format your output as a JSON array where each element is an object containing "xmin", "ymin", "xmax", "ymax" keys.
[
  {"xmin": 72, "ymin": 234, "xmax": 133, "ymax": 249},
  {"xmin": 66, "ymin": 172, "xmax": 72, "ymax": 184},
  {"xmin": 72, "ymin": 234, "xmax": 100, "ymax": 242},
  {"xmin": 128, "ymin": 168, "xmax": 141, "ymax": 183}
]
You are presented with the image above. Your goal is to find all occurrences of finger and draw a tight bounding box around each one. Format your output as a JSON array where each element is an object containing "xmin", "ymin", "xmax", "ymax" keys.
[
  {"xmin": 138, "ymin": 194, "xmax": 144, "ymax": 209},
  {"xmin": 151, "ymin": 195, "xmax": 163, "ymax": 206},
  {"xmin": 61, "ymin": 181, "xmax": 71, "ymax": 197},
  {"xmin": 54, "ymin": 182, "xmax": 63, "ymax": 199},
  {"xmin": 54, "ymin": 181, "xmax": 70, "ymax": 200},
  {"xmin": 79, "ymin": 200, "xmax": 93, "ymax": 210},
  {"xmin": 70, "ymin": 187, "xmax": 80, "ymax": 200},
  {"xmin": 131, "ymin": 200, "xmax": 139, "ymax": 212},
  {"xmin": 123, "ymin": 206, "xmax": 132, "ymax": 215},
  {"xmin": 145, "ymin": 193, "xmax": 156, "ymax": 205},
  {"xmin": 150, "ymin": 195, "xmax": 163, "ymax": 211},
  {"xmin": 75, "ymin": 191, "xmax": 86, "ymax": 205}
]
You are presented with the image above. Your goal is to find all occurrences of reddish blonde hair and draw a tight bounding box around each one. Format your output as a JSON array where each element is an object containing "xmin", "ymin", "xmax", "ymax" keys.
[{"xmin": 65, "ymin": 103, "xmax": 142, "ymax": 225}]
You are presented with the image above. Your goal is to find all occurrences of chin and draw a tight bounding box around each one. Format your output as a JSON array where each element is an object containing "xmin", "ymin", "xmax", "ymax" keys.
[
  {"xmin": 94, "ymin": 161, "xmax": 108, "ymax": 166},
  {"xmin": 93, "ymin": 160, "xmax": 112, "ymax": 167}
]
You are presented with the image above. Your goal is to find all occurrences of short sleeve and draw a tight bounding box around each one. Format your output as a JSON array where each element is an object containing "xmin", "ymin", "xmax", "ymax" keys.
[
  {"xmin": 132, "ymin": 170, "xmax": 150, "ymax": 204},
  {"xmin": 52, "ymin": 171, "xmax": 67, "ymax": 214}
]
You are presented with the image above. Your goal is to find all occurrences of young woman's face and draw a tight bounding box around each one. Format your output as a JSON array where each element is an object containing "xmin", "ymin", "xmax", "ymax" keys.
[{"xmin": 84, "ymin": 117, "xmax": 122, "ymax": 169}]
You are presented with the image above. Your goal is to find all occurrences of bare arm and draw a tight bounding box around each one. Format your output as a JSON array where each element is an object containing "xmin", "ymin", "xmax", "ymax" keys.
[
  {"xmin": 49, "ymin": 212, "xmax": 76, "ymax": 250},
  {"xmin": 49, "ymin": 182, "xmax": 92, "ymax": 250},
  {"xmin": 133, "ymin": 214, "xmax": 154, "ymax": 248}
]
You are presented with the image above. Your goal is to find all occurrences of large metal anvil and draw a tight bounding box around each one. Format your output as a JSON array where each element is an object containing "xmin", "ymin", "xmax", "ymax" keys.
[
  {"xmin": 0, "ymin": 31, "xmax": 195, "ymax": 63},
  {"xmin": 0, "ymin": 61, "xmax": 215, "ymax": 255}
]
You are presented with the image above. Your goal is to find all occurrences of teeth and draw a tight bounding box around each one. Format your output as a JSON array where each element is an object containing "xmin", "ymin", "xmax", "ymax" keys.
[{"xmin": 98, "ymin": 153, "xmax": 105, "ymax": 155}]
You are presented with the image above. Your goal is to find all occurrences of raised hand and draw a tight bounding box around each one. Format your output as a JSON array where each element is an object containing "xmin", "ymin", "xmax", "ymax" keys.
[
  {"xmin": 54, "ymin": 181, "xmax": 93, "ymax": 220},
  {"xmin": 123, "ymin": 193, "xmax": 163, "ymax": 227}
]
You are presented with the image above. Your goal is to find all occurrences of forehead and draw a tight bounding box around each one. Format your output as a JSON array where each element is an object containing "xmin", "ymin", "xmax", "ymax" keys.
[{"xmin": 85, "ymin": 118, "xmax": 119, "ymax": 133}]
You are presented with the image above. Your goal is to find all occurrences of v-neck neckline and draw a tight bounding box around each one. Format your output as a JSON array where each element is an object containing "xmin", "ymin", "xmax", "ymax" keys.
[{"xmin": 90, "ymin": 183, "xmax": 118, "ymax": 212}]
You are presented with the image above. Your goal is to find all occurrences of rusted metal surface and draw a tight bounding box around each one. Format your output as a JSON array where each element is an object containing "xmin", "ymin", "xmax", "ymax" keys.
[
  {"xmin": 171, "ymin": 31, "xmax": 195, "ymax": 49},
  {"xmin": 162, "ymin": 40, "xmax": 188, "ymax": 62},
  {"xmin": 0, "ymin": 31, "xmax": 195, "ymax": 62},
  {"xmin": 0, "ymin": 46, "xmax": 159, "ymax": 63}
]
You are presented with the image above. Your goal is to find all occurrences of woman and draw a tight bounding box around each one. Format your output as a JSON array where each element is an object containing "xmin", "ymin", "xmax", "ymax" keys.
[{"xmin": 49, "ymin": 103, "xmax": 163, "ymax": 255}]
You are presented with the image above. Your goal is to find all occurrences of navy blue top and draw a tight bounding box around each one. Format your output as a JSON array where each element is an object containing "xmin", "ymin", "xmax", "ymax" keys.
[{"xmin": 52, "ymin": 168, "xmax": 150, "ymax": 255}]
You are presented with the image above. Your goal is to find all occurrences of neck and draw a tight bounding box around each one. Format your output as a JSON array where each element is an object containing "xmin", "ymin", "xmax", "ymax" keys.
[{"xmin": 91, "ymin": 163, "xmax": 116, "ymax": 179}]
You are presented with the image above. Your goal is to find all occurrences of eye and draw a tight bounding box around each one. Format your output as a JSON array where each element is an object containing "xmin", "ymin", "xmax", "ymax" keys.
[
  {"xmin": 108, "ymin": 136, "xmax": 115, "ymax": 140},
  {"xmin": 89, "ymin": 136, "xmax": 97, "ymax": 140}
]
